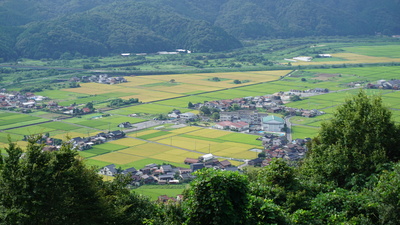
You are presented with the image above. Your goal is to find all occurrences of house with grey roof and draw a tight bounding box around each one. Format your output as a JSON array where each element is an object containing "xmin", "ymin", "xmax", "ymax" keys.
[{"xmin": 99, "ymin": 164, "xmax": 118, "ymax": 176}]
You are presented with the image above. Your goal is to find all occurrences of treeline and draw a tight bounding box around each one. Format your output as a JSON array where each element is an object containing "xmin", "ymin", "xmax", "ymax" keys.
[
  {"xmin": 1, "ymin": 91, "xmax": 400, "ymax": 224},
  {"xmin": 1, "ymin": 0, "xmax": 399, "ymax": 60}
]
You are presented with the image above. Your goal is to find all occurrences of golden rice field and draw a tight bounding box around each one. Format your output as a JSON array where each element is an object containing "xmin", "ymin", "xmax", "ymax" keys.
[
  {"xmin": 187, "ymin": 128, "xmax": 231, "ymax": 138},
  {"xmin": 119, "ymin": 91, "xmax": 181, "ymax": 102},
  {"xmin": 146, "ymin": 84, "xmax": 219, "ymax": 94},
  {"xmin": 63, "ymin": 70, "xmax": 288, "ymax": 103},
  {"xmin": 169, "ymin": 126, "xmax": 203, "ymax": 134},
  {"xmin": 128, "ymin": 129, "xmax": 159, "ymax": 137},
  {"xmin": 119, "ymin": 143, "xmax": 172, "ymax": 157},
  {"xmin": 99, "ymin": 142, "xmax": 203, "ymax": 164},
  {"xmin": 107, "ymin": 138, "xmax": 147, "ymax": 147},
  {"xmin": 0, "ymin": 141, "xmax": 29, "ymax": 150},
  {"xmin": 148, "ymin": 133, "xmax": 177, "ymax": 141},
  {"xmin": 92, "ymin": 152, "xmax": 145, "ymax": 165},
  {"xmin": 80, "ymin": 126, "xmax": 263, "ymax": 169}
]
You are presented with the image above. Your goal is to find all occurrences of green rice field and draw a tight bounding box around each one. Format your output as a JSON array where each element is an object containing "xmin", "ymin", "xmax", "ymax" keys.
[
  {"xmin": 342, "ymin": 45, "xmax": 400, "ymax": 58},
  {"xmin": 133, "ymin": 185, "xmax": 187, "ymax": 201}
]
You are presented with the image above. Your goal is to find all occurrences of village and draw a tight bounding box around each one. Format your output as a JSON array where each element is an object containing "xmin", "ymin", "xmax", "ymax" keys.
[
  {"xmin": 1, "ymin": 77, "xmax": 340, "ymax": 192},
  {"xmin": 0, "ymin": 74, "xmax": 129, "ymax": 115},
  {"xmin": 69, "ymin": 74, "xmax": 127, "ymax": 84}
]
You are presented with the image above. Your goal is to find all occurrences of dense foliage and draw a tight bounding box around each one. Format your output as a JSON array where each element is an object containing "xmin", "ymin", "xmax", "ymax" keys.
[
  {"xmin": 0, "ymin": 0, "xmax": 399, "ymax": 59},
  {"xmin": 0, "ymin": 137, "xmax": 157, "ymax": 224},
  {"xmin": 302, "ymin": 91, "xmax": 400, "ymax": 189}
]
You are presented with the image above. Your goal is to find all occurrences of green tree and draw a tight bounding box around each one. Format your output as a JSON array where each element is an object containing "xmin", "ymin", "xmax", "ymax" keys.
[
  {"xmin": 291, "ymin": 188, "xmax": 378, "ymax": 224},
  {"xmin": 211, "ymin": 77, "xmax": 220, "ymax": 82},
  {"xmin": 0, "ymin": 136, "xmax": 157, "ymax": 224},
  {"xmin": 188, "ymin": 102, "xmax": 194, "ymax": 108},
  {"xmin": 373, "ymin": 162, "xmax": 400, "ymax": 224},
  {"xmin": 301, "ymin": 91, "xmax": 400, "ymax": 189},
  {"xmin": 0, "ymin": 137, "xmax": 108, "ymax": 224},
  {"xmin": 199, "ymin": 106, "xmax": 211, "ymax": 115},
  {"xmin": 290, "ymin": 95, "xmax": 301, "ymax": 102},
  {"xmin": 184, "ymin": 169, "xmax": 249, "ymax": 225},
  {"xmin": 248, "ymin": 159, "xmax": 313, "ymax": 214},
  {"xmin": 233, "ymin": 79, "xmax": 241, "ymax": 84},
  {"xmin": 210, "ymin": 112, "xmax": 220, "ymax": 120},
  {"xmin": 86, "ymin": 102, "xmax": 94, "ymax": 110},
  {"xmin": 229, "ymin": 103, "xmax": 240, "ymax": 111}
]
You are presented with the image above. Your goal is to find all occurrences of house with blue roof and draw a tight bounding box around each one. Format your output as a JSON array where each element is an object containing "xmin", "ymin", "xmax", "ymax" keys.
[{"xmin": 262, "ymin": 115, "xmax": 285, "ymax": 132}]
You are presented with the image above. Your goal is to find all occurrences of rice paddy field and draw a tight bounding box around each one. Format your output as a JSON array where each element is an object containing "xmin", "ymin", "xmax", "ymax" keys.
[
  {"xmin": 291, "ymin": 45, "xmax": 400, "ymax": 66},
  {"xmin": 61, "ymin": 70, "xmax": 287, "ymax": 106},
  {"xmin": 133, "ymin": 185, "xmax": 187, "ymax": 201},
  {"xmin": 79, "ymin": 126, "xmax": 263, "ymax": 170},
  {"xmin": 2, "ymin": 43, "xmax": 400, "ymax": 173},
  {"xmin": 285, "ymin": 66, "xmax": 400, "ymax": 139},
  {"xmin": 0, "ymin": 112, "xmax": 50, "ymax": 130}
]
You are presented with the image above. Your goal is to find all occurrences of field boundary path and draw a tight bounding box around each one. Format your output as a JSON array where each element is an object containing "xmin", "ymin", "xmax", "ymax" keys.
[{"xmin": 1, "ymin": 120, "xmax": 52, "ymax": 131}]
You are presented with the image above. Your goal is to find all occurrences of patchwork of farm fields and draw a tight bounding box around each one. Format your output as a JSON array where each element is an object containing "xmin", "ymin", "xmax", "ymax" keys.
[
  {"xmin": 285, "ymin": 66, "xmax": 400, "ymax": 138},
  {"xmin": 61, "ymin": 70, "xmax": 287, "ymax": 105},
  {"xmin": 2, "ymin": 44, "xmax": 400, "ymax": 172},
  {"xmin": 80, "ymin": 126, "xmax": 263, "ymax": 169}
]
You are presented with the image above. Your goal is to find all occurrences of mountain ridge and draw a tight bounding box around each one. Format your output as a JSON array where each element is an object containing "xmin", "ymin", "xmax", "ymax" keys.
[{"xmin": 0, "ymin": 0, "xmax": 399, "ymax": 60}]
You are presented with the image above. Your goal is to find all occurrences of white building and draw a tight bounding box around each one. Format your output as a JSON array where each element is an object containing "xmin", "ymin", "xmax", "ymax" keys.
[
  {"xmin": 180, "ymin": 112, "xmax": 196, "ymax": 119},
  {"xmin": 318, "ymin": 54, "xmax": 332, "ymax": 58},
  {"xmin": 293, "ymin": 56, "xmax": 313, "ymax": 62},
  {"xmin": 199, "ymin": 154, "xmax": 214, "ymax": 162},
  {"xmin": 262, "ymin": 115, "xmax": 285, "ymax": 132}
]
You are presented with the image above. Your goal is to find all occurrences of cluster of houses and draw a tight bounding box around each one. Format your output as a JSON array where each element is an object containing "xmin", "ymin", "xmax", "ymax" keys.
[
  {"xmin": 267, "ymin": 106, "xmax": 324, "ymax": 118},
  {"xmin": 288, "ymin": 88, "xmax": 329, "ymax": 94},
  {"xmin": 69, "ymin": 74, "xmax": 127, "ymax": 85},
  {"xmin": 44, "ymin": 101, "xmax": 94, "ymax": 115},
  {"xmin": 38, "ymin": 130, "xmax": 126, "ymax": 151},
  {"xmin": 194, "ymin": 90, "xmax": 327, "ymax": 114},
  {"xmin": 0, "ymin": 90, "xmax": 47, "ymax": 110},
  {"xmin": 366, "ymin": 79, "xmax": 400, "ymax": 89},
  {"xmin": 247, "ymin": 135, "xmax": 311, "ymax": 166},
  {"xmin": 70, "ymin": 130, "xmax": 126, "ymax": 150},
  {"xmin": 167, "ymin": 110, "xmax": 197, "ymax": 120},
  {"xmin": 262, "ymin": 134, "xmax": 310, "ymax": 161},
  {"xmin": 194, "ymin": 95, "xmax": 283, "ymax": 111},
  {"xmin": 98, "ymin": 154, "xmax": 237, "ymax": 187},
  {"xmin": 214, "ymin": 114, "xmax": 286, "ymax": 133},
  {"xmin": 0, "ymin": 89, "xmax": 98, "ymax": 116}
]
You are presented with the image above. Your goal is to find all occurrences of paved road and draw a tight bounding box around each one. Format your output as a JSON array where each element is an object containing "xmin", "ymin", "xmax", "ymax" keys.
[
  {"xmin": 284, "ymin": 116, "xmax": 292, "ymax": 142},
  {"xmin": 124, "ymin": 120, "xmax": 165, "ymax": 132}
]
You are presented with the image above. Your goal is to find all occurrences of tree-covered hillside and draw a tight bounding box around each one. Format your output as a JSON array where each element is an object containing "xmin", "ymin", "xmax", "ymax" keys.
[{"xmin": 0, "ymin": 0, "xmax": 399, "ymax": 60}]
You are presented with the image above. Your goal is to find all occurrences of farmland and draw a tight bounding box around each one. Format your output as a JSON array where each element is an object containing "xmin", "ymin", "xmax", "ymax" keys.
[
  {"xmin": 133, "ymin": 185, "xmax": 187, "ymax": 201},
  {"xmin": 1, "ymin": 39, "xmax": 400, "ymax": 182},
  {"xmin": 79, "ymin": 126, "xmax": 263, "ymax": 170}
]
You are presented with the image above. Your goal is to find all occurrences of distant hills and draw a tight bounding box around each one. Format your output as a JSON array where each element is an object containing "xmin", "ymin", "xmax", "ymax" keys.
[{"xmin": 0, "ymin": 0, "xmax": 399, "ymax": 60}]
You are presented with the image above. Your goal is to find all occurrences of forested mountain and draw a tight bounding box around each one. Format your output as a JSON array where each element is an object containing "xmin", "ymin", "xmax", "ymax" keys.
[{"xmin": 0, "ymin": 0, "xmax": 399, "ymax": 59}]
